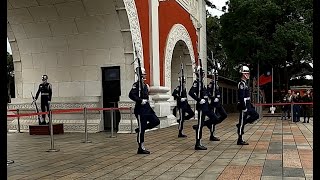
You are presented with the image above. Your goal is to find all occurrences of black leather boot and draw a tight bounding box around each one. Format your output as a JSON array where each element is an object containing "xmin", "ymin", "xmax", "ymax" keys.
[
  {"xmin": 237, "ymin": 139, "xmax": 249, "ymax": 145},
  {"xmin": 137, "ymin": 148, "xmax": 150, "ymax": 154},
  {"xmin": 209, "ymin": 135, "xmax": 220, "ymax": 141}
]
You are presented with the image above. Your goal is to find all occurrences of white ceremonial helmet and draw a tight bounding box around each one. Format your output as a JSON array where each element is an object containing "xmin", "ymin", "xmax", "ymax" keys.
[
  {"xmin": 239, "ymin": 65, "xmax": 250, "ymax": 74},
  {"xmin": 42, "ymin": 74, "xmax": 48, "ymax": 81}
]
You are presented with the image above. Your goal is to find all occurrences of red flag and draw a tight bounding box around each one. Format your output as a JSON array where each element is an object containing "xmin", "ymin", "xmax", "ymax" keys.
[{"xmin": 259, "ymin": 74, "xmax": 272, "ymax": 86}]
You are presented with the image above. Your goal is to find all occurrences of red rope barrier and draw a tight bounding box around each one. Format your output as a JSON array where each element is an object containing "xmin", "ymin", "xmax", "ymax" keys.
[
  {"xmin": 51, "ymin": 108, "xmax": 83, "ymax": 114},
  {"xmin": 8, "ymin": 109, "xmax": 17, "ymax": 112},
  {"xmin": 7, "ymin": 111, "xmax": 49, "ymax": 118},
  {"xmin": 254, "ymin": 102, "xmax": 313, "ymax": 106},
  {"xmin": 7, "ymin": 107, "xmax": 132, "ymax": 118},
  {"xmin": 87, "ymin": 107, "xmax": 130, "ymax": 111}
]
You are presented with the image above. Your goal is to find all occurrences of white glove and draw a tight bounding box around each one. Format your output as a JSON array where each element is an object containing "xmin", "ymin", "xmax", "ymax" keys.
[
  {"xmin": 214, "ymin": 98, "xmax": 219, "ymax": 102},
  {"xmin": 181, "ymin": 98, "xmax": 187, "ymax": 102},
  {"xmin": 141, "ymin": 99, "xmax": 148, "ymax": 105},
  {"xmin": 199, "ymin": 99, "xmax": 206, "ymax": 104},
  {"xmin": 242, "ymin": 109, "xmax": 247, "ymax": 112}
]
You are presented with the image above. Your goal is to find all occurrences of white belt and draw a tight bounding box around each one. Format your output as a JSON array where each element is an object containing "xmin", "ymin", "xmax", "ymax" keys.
[
  {"xmin": 204, "ymin": 96, "xmax": 208, "ymax": 98},
  {"xmin": 244, "ymin": 97, "xmax": 250, "ymax": 101},
  {"xmin": 41, "ymin": 93, "xmax": 49, "ymax": 95}
]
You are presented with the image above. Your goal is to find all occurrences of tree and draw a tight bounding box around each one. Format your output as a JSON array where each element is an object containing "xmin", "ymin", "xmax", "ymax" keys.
[
  {"xmin": 219, "ymin": 0, "xmax": 313, "ymax": 91},
  {"xmin": 206, "ymin": 13, "xmax": 239, "ymax": 80}
]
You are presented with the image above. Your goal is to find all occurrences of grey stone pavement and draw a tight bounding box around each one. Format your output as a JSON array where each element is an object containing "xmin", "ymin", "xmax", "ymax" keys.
[{"xmin": 7, "ymin": 115, "xmax": 313, "ymax": 180}]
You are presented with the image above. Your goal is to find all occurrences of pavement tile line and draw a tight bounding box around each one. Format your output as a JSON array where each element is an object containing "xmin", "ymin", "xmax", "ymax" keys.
[
  {"xmin": 292, "ymin": 119, "xmax": 313, "ymax": 178},
  {"xmin": 7, "ymin": 116, "xmax": 313, "ymax": 180},
  {"xmin": 242, "ymin": 117, "xmax": 274, "ymax": 179},
  {"xmin": 152, "ymin": 117, "xmax": 269, "ymax": 180},
  {"xmin": 235, "ymin": 117, "xmax": 274, "ymax": 180},
  {"xmin": 133, "ymin": 117, "xmax": 242, "ymax": 179},
  {"xmin": 296, "ymin": 120, "xmax": 313, "ymax": 148}
]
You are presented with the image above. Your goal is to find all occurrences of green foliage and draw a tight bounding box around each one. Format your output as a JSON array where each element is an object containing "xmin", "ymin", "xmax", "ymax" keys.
[
  {"xmin": 206, "ymin": 13, "xmax": 239, "ymax": 80},
  {"xmin": 217, "ymin": 0, "xmax": 312, "ymax": 86}
]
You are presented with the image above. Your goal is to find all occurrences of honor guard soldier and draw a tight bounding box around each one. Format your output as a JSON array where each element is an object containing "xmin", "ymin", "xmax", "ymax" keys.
[
  {"xmin": 237, "ymin": 65, "xmax": 259, "ymax": 145},
  {"xmin": 35, "ymin": 75, "xmax": 52, "ymax": 125},
  {"xmin": 189, "ymin": 66, "xmax": 219, "ymax": 150},
  {"xmin": 172, "ymin": 76, "xmax": 195, "ymax": 138},
  {"xmin": 207, "ymin": 68, "xmax": 227, "ymax": 141},
  {"xmin": 129, "ymin": 67, "xmax": 160, "ymax": 154}
]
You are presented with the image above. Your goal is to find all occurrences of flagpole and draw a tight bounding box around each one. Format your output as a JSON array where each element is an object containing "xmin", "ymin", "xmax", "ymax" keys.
[
  {"xmin": 257, "ymin": 60, "xmax": 260, "ymax": 116},
  {"xmin": 271, "ymin": 67, "xmax": 274, "ymax": 114}
]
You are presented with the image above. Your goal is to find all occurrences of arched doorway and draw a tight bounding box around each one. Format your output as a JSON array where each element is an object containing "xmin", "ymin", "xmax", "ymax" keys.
[
  {"xmin": 7, "ymin": 0, "xmax": 143, "ymax": 133},
  {"xmin": 170, "ymin": 40, "xmax": 193, "ymax": 95}
]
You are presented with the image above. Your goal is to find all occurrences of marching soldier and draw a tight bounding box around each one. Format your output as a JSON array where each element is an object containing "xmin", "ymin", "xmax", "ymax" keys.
[
  {"xmin": 302, "ymin": 90, "xmax": 312, "ymax": 123},
  {"xmin": 172, "ymin": 76, "xmax": 195, "ymax": 138},
  {"xmin": 129, "ymin": 67, "xmax": 160, "ymax": 154},
  {"xmin": 236, "ymin": 65, "xmax": 259, "ymax": 145},
  {"xmin": 35, "ymin": 75, "xmax": 52, "ymax": 125},
  {"xmin": 189, "ymin": 66, "xmax": 219, "ymax": 150},
  {"xmin": 207, "ymin": 68, "xmax": 227, "ymax": 141}
]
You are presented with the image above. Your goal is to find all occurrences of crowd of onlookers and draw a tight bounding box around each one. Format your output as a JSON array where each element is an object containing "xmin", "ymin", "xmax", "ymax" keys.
[{"xmin": 281, "ymin": 89, "xmax": 313, "ymax": 123}]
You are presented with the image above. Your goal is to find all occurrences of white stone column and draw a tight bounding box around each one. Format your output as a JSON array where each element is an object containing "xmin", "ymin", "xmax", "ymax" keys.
[
  {"xmin": 149, "ymin": 86, "xmax": 177, "ymax": 128},
  {"xmin": 198, "ymin": 0, "xmax": 207, "ymax": 84},
  {"xmin": 149, "ymin": 0, "xmax": 160, "ymax": 86},
  {"xmin": 147, "ymin": 0, "xmax": 175, "ymax": 128}
]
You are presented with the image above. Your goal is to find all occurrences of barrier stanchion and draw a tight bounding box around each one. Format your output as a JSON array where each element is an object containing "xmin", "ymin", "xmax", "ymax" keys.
[
  {"xmin": 130, "ymin": 107, "xmax": 133, "ymax": 134},
  {"xmin": 82, "ymin": 107, "xmax": 92, "ymax": 143},
  {"xmin": 291, "ymin": 102, "xmax": 294, "ymax": 123},
  {"xmin": 17, "ymin": 109, "xmax": 21, "ymax": 133},
  {"xmin": 46, "ymin": 109, "xmax": 59, "ymax": 152},
  {"xmin": 110, "ymin": 109, "xmax": 116, "ymax": 138},
  {"xmin": 194, "ymin": 101, "xmax": 196, "ymax": 114}
]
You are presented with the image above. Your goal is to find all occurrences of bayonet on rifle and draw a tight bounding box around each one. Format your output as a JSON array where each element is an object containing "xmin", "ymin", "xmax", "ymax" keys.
[{"xmin": 132, "ymin": 43, "xmax": 143, "ymax": 98}]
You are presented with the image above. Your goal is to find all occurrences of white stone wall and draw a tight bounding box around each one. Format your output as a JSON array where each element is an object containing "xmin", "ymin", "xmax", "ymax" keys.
[{"xmin": 7, "ymin": 0, "xmax": 133, "ymax": 101}]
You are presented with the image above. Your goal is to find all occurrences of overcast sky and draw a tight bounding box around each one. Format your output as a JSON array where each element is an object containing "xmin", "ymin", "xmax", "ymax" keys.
[{"xmin": 206, "ymin": 0, "xmax": 227, "ymax": 17}]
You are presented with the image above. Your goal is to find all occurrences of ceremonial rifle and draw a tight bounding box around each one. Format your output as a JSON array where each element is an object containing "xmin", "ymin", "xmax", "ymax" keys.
[
  {"xmin": 179, "ymin": 62, "xmax": 185, "ymax": 98},
  {"xmin": 131, "ymin": 43, "xmax": 143, "ymax": 99},
  {"xmin": 198, "ymin": 58, "xmax": 204, "ymax": 100},
  {"xmin": 31, "ymin": 92, "xmax": 41, "ymax": 125}
]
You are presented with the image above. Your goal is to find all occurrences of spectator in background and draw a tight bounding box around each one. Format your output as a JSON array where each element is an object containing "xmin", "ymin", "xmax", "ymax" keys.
[
  {"xmin": 284, "ymin": 90, "xmax": 293, "ymax": 120},
  {"xmin": 292, "ymin": 91, "xmax": 301, "ymax": 122},
  {"xmin": 302, "ymin": 90, "xmax": 312, "ymax": 123}
]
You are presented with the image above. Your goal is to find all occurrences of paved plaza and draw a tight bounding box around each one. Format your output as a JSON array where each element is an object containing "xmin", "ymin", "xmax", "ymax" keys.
[{"xmin": 7, "ymin": 115, "xmax": 313, "ymax": 180}]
